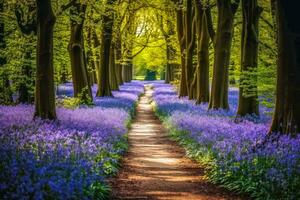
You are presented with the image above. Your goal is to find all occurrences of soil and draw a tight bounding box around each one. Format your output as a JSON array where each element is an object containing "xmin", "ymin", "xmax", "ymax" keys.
[{"xmin": 109, "ymin": 85, "xmax": 248, "ymax": 200}]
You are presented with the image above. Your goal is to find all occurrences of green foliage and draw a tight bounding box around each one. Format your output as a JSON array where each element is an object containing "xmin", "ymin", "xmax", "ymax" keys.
[
  {"xmin": 86, "ymin": 182, "xmax": 111, "ymax": 200},
  {"xmin": 61, "ymin": 88, "xmax": 94, "ymax": 109},
  {"xmin": 61, "ymin": 97, "xmax": 82, "ymax": 109}
]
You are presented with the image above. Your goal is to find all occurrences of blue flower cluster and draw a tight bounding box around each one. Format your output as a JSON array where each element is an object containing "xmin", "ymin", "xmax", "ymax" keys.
[
  {"xmin": 0, "ymin": 81, "xmax": 144, "ymax": 199},
  {"xmin": 152, "ymin": 82, "xmax": 300, "ymax": 199}
]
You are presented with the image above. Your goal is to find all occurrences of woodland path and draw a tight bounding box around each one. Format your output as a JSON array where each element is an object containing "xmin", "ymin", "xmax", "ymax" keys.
[{"xmin": 110, "ymin": 85, "xmax": 246, "ymax": 200}]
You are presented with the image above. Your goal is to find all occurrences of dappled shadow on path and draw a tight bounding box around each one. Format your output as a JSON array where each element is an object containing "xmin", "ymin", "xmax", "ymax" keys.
[{"xmin": 110, "ymin": 85, "xmax": 248, "ymax": 200}]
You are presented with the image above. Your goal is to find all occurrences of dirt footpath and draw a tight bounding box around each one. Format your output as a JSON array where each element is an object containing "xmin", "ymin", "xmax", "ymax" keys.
[{"xmin": 110, "ymin": 85, "xmax": 247, "ymax": 200}]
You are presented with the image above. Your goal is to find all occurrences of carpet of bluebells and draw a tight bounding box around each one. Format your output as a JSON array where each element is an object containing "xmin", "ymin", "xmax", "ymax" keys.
[
  {"xmin": 152, "ymin": 81, "xmax": 300, "ymax": 199},
  {"xmin": 0, "ymin": 81, "xmax": 144, "ymax": 199}
]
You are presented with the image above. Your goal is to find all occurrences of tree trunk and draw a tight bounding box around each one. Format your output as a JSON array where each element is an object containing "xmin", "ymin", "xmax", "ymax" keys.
[
  {"xmin": 237, "ymin": 0, "xmax": 261, "ymax": 116},
  {"xmin": 34, "ymin": 0, "xmax": 56, "ymax": 120},
  {"xmin": 195, "ymin": 4, "xmax": 210, "ymax": 104},
  {"xmin": 165, "ymin": 39, "xmax": 172, "ymax": 83},
  {"xmin": 270, "ymin": 0, "xmax": 300, "ymax": 135},
  {"xmin": 109, "ymin": 45, "xmax": 119, "ymax": 90},
  {"xmin": 174, "ymin": 0, "xmax": 188, "ymax": 97},
  {"xmin": 68, "ymin": 3, "xmax": 92, "ymax": 102},
  {"xmin": 0, "ymin": 0, "xmax": 13, "ymax": 104},
  {"xmin": 165, "ymin": 15, "xmax": 176, "ymax": 84},
  {"xmin": 96, "ymin": 0, "xmax": 116, "ymax": 97},
  {"xmin": 185, "ymin": 0, "xmax": 196, "ymax": 99},
  {"xmin": 122, "ymin": 64, "xmax": 128, "ymax": 82},
  {"xmin": 209, "ymin": 0, "xmax": 240, "ymax": 110},
  {"xmin": 115, "ymin": 33, "xmax": 123, "ymax": 85}
]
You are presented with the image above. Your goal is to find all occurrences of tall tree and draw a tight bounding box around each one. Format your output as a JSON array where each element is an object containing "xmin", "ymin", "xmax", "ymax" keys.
[
  {"xmin": 185, "ymin": 0, "xmax": 196, "ymax": 99},
  {"xmin": 165, "ymin": 17, "xmax": 176, "ymax": 84},
  {"xmin": 172, "ymin": 0, "xmax": 188, "ymax": 97},
  {"xmin": 195, "ymin": 3, "xmax": 210, "ymax": 104},
  {"xmin": 115, "ymin": 32, "xmax": 123, "ymax": 85},
  {"xmin": 68, "ymin": 2, "xmax": 92, "ymax": 102},
  {"xmin": 96, "ymin": 0, "xmax": 117, "ymax": 97},
  {"xmin": 237, "ymin": 0, "xmax": 262, "ymax": 116},
  {"xmin": 109, "ymin": 45, "xmax": 119, "ymax": 90},
  {"xmin": 209, "ymin": 0, "xmax": 240, "ymax": 110},
  {"xmin": 34, "ymin": 0, "xmax": 56, "ymax": 119},
  {"xmin": 270, "ymin": 0, "xmax": 300, "ymax": 135}
]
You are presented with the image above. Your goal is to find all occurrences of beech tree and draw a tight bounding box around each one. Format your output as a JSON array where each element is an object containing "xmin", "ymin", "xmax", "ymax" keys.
[
  {"xmin": 270, "ymin": 0, "xmax": 300, "ymax": 135},
  {"xmin": 68, "ymin": 2, "xmax": 92, "ymax": 102},
  {"xmin": 185, "ymin": 0, "xmax": 196, "ymax": 99},
  {"xmin": 109, "ymin": 44, "xmax": 119, "ymax": 90},
  {"xmin": 172, "ymin": 0, "xmax": 188, "ymax": 97},
  {"xmin": 34, "ymin": 0, "xmax": 56, "ymax": 119},
  {"xmin": 209, "ymin": 0, "xmax": 240, "ymax": 110},
  {"xmin": 237, "ymin": 0, "xmax": 262, "ymax": 116},
  {"xmin": 96, "ymin": 0, "xmax": 117, "ymax": 97},
  {"xmin": 195, "ymin": 2, "xmax": 210, "ymax": 104}
]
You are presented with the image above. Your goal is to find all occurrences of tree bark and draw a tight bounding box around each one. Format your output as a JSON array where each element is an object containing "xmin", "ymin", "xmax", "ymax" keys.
[
  {"xmin": 195, "ymin": 4, "xmax": 210, "ymax": 104},
  {"xmin": 96, "ymin": 0, "xmax": 117, "ymax": 97},
  {"xmin": 185, "ymin": 0, "xmax": 196, "ymax": 99},
  {"xmin": 174, "ymin": 0, "xmax": 188, "ymax": 97},
  {"xmin": 237, "ymin": 0, "xmax": 261, "ymax": 116},
  {"xmin": 165, "ymin": 14, "xmax": 176, "ymax": 84},
  {"xmin": 270, "ymin": 0, "xmax": 300, "ymax": 135},
  {"xmin": 68, "ymin": 3, "xmax": 92, "ymax": 102},
  {"xmin": 115, "ymin": 32, "xmax": 123, "ymax": 85},
  {"xmin": 34, "ymin": 0, "xmax": 56, "ymax": 119},
  {"xmin": 209, "ymin": 0, "xmax": 240, "ymax": 110},
  {"xmin": 109, "ymin": 45, "xmax": 119, "ymax": 90},
  {"xmin": 165, "ymin": 41, "xmax": 173, "ymax": 83}
]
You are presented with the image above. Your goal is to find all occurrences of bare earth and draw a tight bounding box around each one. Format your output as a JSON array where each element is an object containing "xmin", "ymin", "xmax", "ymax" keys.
[{"xmin": 110, "ymin": 85, "xmax": 247, "ymax": 200}]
